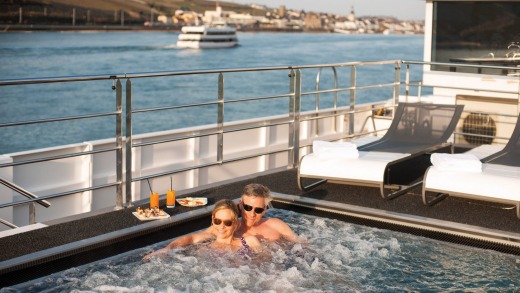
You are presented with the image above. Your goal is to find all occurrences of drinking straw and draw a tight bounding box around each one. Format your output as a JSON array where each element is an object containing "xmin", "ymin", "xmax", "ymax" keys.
[
  {"xmin": 170, "ymin": 176, "xmax": 173, "ymax": 190},
  {"xmin": 146, "ymin": 179, "xmax": 153, "ymax": 193}
]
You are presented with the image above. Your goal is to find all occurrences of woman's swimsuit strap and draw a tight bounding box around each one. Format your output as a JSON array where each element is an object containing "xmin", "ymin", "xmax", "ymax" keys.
[{"xmin": 238, "ymin": 237, "xmax": 252, "ymax": 256}]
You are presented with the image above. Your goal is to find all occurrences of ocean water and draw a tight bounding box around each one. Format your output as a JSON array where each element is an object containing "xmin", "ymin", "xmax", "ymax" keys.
[
  {"xmin": 6, "ymin": 209, "xmax": 520, "ymax": 292},
  {"xmin": 0, "ymin": 32, "xmax": 424, "ymax": 154}
]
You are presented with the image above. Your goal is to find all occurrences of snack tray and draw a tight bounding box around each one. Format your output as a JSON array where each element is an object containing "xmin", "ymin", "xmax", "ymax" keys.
[
  {"xmin": 132, "ymin": 211, "xmax": 170, "ymax": 221},
  {"xmin": 177, "ymin": 197, "xmax": 208, "ymax": 207}
]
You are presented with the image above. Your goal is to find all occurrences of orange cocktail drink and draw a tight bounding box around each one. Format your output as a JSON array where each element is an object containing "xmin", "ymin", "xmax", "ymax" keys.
[
  {"xmin": 166, "ymin": 189, "xmax": 176, "ymax": 208},
  {"xmin": 150, "ymin": 192, "xmax": 159, "ymax": 208}
]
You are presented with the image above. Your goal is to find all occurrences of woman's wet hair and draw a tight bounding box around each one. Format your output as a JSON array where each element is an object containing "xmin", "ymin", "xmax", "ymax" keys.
[{"xmin": 242, "ymin": 183, "xmax": 272, "ymax": 204}]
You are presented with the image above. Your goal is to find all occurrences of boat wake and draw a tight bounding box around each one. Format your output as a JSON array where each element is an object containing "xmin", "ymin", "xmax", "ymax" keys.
[{"xmin": 161, "ymin": 44, "xmax": 183, "ymax": 49}]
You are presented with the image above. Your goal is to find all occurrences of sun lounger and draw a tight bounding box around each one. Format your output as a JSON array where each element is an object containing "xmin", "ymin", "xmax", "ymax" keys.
[
  {"xmin": 422, "ymin": 114, "xmax": 520, "ymax": 218},
  {"xmin": 298, "ymin": 102, "xmax": 464, "ymax": 199}
]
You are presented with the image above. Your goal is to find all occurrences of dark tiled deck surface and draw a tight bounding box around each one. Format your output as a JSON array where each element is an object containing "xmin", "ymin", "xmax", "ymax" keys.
[{"xmin": 2, "ymin": 168, "xmax": 519, "ymax": 264}]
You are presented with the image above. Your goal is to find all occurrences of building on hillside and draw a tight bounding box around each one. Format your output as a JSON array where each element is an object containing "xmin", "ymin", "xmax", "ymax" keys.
[
  {"xmin": 347, "ymin": 6, "xmax": 356, "ymax": 21},
  {"xmin": 304, "ymin": 13, "xmax": 322, "ymax": 30},
  {"xmin": 279, "ymin": 5, "xmax": 286, "ymax": 18},
  {"xmin": 334, "ymin": 6, "xmax": 359, "ymax": 33},
  {"xmin": 203, "ymin": 3, "xmax": 237, "ymax": 24},
  {"xmin": 173, "ymin": 9, "xmax": 199, "ymax": 25},
  {"xmin": 228, "ymin": 13, "xmax": 265, "ymax": 27}
]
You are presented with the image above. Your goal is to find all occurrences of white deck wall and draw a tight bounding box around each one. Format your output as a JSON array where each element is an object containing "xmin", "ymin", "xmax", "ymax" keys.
[{"xmin": 0, "ymin": 104, "xmax": 377, "ymax": 231}]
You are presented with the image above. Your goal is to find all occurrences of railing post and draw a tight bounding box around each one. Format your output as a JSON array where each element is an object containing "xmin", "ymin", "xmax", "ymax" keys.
[
  {"xmin": 517, "ymin": 71, "xmax": 520, "ymax": 115},
  {"xmin": 349, "ymin": 65, "xmax": 357, "ymax": 136},
  {"xmin": 115, "ymin": 79, "xmax": 123, "ymax": 210},
  {"xmin": 125, "ymin": 78, "xmax": 133, "ymax": 208},
  {"xmin": 315, "ymin": 69, "xmax": 321, "ymax": 112},
  {"xmin": 29, "ymin": 202, "xmax": 35, "ymax": 224},
  {"xmin": 331, "ymin": 66, "xmax": 339, "ymax": 133},
  {"xmin": 395, "ymin": 61, "xmax": 402, "ymax": 104},
  {"xmin": 217, "ymin": 73, "xmax": 224, "ymax": 164},
  {"xmin": 316, "ymin": 67, "xmax": 340, "ymax": 135},
  {"xmin": 289, "ymin": 69, "xmax": 301, "ymax": 168},
  {"xmin": 315, "ymin": 69, "xmax": 321, "ymax": 137}
]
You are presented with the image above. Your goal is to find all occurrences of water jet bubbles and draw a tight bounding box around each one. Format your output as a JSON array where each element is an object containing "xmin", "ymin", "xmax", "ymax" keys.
[
  {"xmin": 188, "ymin": 279, "xmax": 202, "ymax": 292},
  {"xmin": 387, "ymin": 237, "xmax": 401, "ymax": 252},
  {"xmin": 330, "ymin": 257, "xmax": 343, "ymax": 266},
  {"xmin": 313, "ymin": 218, "xmax": 328, "ymax": 229},
  {"xmin": 290, "ymin": 243, "xmax": 303, "ymax": 254},
  {"xmin": 292, "ymin": 255, "xmax": 313, "ymax": 271},
  {"xmin": 272, "ymin": 277, "xmax": 297, "ymax": 292},
  {"xmin": 378, "ymin": 248, "xmax": 390, "ymax": 258},
  {"xmin": 215, "ymin": 283, "xmax": 240, "ymax": 293},
  {"xmin": 271, "ymin": 247, "xmax": 289, "ymax": 264},
  {"xmin": 327, "ymin": 243, "xmax": 352, "ymax": 265},
  {"xmin": 310, "ymin": 258, "xmax": 324, "ymax": 270},
  {"xmin": 177, "ymin": 254, "xmax": 199, "ymax": 266},
  {"xmin": 83, "ymin": 271, "xmax": 119, "ymax": 289}
]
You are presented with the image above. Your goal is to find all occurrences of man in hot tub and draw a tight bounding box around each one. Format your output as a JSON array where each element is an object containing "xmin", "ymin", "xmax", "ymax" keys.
[
  {"xmin": 234, "ymin": 183, "xmax": 299, "ymax": 243},
  {"xmin": 145, "ymin": 183, "xmax": 299, "ymax": 258}
]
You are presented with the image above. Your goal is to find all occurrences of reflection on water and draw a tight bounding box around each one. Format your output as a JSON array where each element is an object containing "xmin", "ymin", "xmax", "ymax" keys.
[{"xmin": 6, "ymin": 209, "xmax": 520, "ymax": 292}]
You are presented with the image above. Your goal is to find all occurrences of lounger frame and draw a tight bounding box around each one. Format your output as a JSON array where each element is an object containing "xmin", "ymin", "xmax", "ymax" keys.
[
  {"xmin": 422, "ymin": 169, "xmax": 520, "ymax": 219},
  {"xmin": 298, "ymin": 102, "xmax": 464, "ymax": 199},
  {"xmin": 298, "ymin": 144, "xmax": 450, "ymax": 199},
  {"xmin": 422, "ymin": 114, "xmax": 520, "ymax": 218}
]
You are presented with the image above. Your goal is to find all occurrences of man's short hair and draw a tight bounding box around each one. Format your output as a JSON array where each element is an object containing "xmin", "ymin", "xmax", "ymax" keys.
[{"xmin": 242, "ymin": 183, "xmax": 272, "ymax": 205}]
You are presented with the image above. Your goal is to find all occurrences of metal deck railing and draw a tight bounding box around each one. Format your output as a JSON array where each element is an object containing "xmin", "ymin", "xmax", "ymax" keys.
[{"xmin": 0, "ymin": 60, "xmax": 519, "ymax": 229}]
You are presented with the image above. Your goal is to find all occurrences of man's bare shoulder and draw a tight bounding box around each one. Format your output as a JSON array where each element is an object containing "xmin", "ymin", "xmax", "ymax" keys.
[
  {"xmin": 262, "ymin": 217, "xmax": 290, "ymax": 228},
  {"xmin": 262, "ymin": 217, "xmax": 300, "ymax": 243}
]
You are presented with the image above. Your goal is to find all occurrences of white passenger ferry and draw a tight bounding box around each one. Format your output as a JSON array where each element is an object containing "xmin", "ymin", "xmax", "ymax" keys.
[{"xmin": 176, "ymin": 22, "xmax": 238, "ymax": 49}]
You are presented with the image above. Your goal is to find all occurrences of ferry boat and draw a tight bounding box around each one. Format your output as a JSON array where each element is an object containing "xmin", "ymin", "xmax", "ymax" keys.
[
  {"xmin": 1, "ymin": 0, "xmax": 520, "ymax": 288},
  {"xmin": 176, "ymin": 22, "xmax": 238, "ymax": 49}
]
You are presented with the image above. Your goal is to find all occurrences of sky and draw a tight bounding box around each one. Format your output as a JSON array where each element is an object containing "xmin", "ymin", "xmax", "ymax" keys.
[{"xmin": 228, "ymin": 0, "xmax": 425, "ymax": 20}]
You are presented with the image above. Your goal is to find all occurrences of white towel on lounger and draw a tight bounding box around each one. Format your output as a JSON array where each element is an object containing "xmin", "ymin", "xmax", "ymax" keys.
[
  {"xmin": 430, "ymin": 153, "xmax": 482, "ymax": 172},
  {"xmin": 312, "ymin": 140, "xmax": 359, "ymax": 159}
]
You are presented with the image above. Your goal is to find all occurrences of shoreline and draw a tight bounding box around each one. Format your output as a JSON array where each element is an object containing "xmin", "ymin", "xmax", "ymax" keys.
[
  {"xmin": 0, "ymin": 24, "xmax": 307, "ymax": 33},
  {"xmin": 0, "ymin": 24, "xmax": 422, "ymax": 35},
  {"xmin": 1, "ymin": 24, "xmax": 182, "ymax": 33}
]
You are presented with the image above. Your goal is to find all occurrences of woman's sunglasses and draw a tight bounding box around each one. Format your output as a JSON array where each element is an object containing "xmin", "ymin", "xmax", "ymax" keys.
[
  {"xmin": 213, "ymin": 218, "xmax": 233, "ymax": 227},
  {"xmin": 242, "ymin": 203, "xmax": 265, "ymax": 214}
]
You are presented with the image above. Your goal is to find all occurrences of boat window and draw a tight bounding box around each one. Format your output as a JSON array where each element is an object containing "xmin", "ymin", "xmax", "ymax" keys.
[
  {"xmin": 206, "ymin": 31, "xmax": 236, "ymax": 35},
  {"xmin": 431, "ymin": 1, "xmax": 520, "ymax": 75}
]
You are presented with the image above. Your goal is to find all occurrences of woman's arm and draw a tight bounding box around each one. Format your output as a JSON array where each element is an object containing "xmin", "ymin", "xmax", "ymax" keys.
[
  {"xmin": 143, "ymin": 228, "xmax": 214, "ymax": 260},
  {"xmin": 165, "ymin": 229, "xmax": 213, "ymax": 248}
]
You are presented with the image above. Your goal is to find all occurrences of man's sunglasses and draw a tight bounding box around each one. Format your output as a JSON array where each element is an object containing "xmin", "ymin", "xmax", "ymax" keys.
[
  {"xmin": 242, "ymin": 203, "xmax": 265, "ymax": 214},
  {"xmin": 213, "ymin": 218, "xmax": 233, "ymax": 227}
]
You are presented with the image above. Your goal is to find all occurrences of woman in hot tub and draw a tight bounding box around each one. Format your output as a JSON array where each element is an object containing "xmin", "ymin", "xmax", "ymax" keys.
[{"xmin": 144, "ymin": 199, "xmax": 261, "ymax": 260}]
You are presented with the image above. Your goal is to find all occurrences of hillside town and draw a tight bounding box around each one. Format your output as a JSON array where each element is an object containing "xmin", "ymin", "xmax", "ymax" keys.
[
  {"xmin": 1, "ymin": 0, "xmax": 424, "ymax": 34},
  {"xmin": 156, "ymin": 3, "xmax": 424, "ymax": 34}
]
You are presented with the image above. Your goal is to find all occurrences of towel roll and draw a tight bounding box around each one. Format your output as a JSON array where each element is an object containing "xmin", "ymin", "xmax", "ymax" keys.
[
  {"xmin": 430, "ymin": 153, "xmax": 482, "ymax": 172},
  {"xmin": 312, "ymin": 140, "xmax": 359, "ymax": 159}
]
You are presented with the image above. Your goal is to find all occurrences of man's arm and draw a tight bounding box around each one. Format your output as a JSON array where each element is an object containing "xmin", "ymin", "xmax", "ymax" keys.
[{"xmin": 268, "ymin": 218, "xmax": 300, "ymax": 243}]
